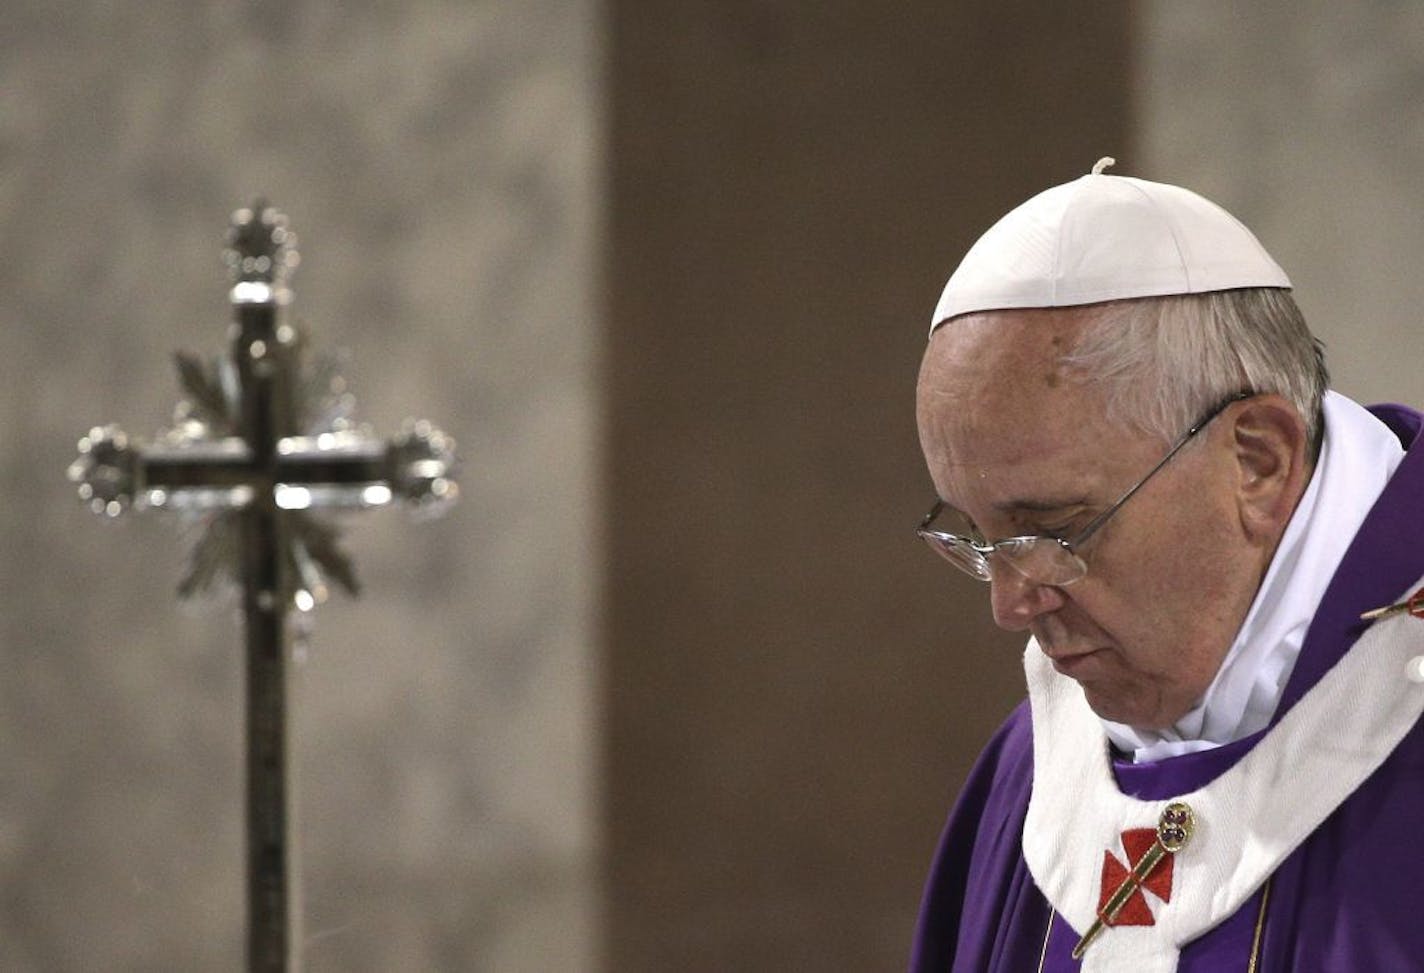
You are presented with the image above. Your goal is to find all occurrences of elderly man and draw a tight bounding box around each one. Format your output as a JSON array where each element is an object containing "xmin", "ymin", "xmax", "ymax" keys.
[{"xmin": 909, "ymin": 161, "xmax": 1424, "ymax": 972}]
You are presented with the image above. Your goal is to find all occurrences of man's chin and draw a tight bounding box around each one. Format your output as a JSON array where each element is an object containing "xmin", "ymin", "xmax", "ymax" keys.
[{"xmin": 1080, "ymin": 686, "xmax": 1179, "ymax": 731}]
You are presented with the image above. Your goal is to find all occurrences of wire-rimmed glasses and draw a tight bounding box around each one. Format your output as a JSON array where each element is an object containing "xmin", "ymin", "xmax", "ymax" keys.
[{"xmin": 915, "ymin": 391, "xmax": 1251, "ymax": 586}]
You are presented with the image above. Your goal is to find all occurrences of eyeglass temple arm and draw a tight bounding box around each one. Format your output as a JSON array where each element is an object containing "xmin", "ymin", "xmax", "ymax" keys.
[
  {"xmin": 1067, "ymin": 391, "xmax": 1251, "ymax": 548},
  {"xmin": 918, "ymin": 498, "xmax": 945, "ymax": 530}
]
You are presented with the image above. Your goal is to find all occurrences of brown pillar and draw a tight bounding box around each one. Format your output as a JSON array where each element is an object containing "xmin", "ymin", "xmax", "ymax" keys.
[{"xmin": 605, "ymin": 5, "xmax": 1133, "ymax": 969}]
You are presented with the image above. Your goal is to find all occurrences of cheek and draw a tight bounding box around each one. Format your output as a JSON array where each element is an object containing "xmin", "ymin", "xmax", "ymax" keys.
[
  {"xmin": 1097, "ymin": 486, "xmax": 1239, "ymax": 611},
  {"xmin": 1070, "ymin": 512, "xmax": 1224, "ymax": 635},
  {"xmin": 1085, "ymin": 516, "xmax": 1245, "ymax": 684}
]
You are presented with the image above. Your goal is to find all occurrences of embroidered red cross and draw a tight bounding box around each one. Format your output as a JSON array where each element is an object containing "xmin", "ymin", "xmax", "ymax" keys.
[
  {"xmin": 1098, "ymin": 827, "xmax": 1175, "ymax": 926},
  {"xmin": 1074, "ymin": 804, "xmax": 1193, "ymax": 960}
]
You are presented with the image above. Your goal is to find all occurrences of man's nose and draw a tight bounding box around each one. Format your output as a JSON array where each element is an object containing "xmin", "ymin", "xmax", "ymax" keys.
[{"xmin": 988, "ymin": 562, "xmax": 1065, "ymax": 631}]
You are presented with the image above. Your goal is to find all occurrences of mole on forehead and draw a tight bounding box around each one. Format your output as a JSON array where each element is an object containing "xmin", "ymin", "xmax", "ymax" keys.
[{"xmin": 934, "ymin": 335, "xmax": 1082, "ymax": 402}]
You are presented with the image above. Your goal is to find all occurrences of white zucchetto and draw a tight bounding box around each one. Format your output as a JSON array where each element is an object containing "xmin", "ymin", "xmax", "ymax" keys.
[{"xmin": 931, "ymin": 158, "xmax": 1291, "ymax": 332}]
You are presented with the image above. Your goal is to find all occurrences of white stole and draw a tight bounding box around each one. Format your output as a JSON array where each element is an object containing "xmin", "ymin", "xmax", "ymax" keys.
[{"xmin": 1022, "ymin": 585, "xmax": 1424, "ymax": 972}]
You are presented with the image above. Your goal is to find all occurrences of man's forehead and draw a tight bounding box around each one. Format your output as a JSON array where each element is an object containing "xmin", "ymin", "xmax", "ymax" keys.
[
  {"xmin": 916, "ymin": 307, "xmax": 1136, "ymax": 499},
  {"xmin": 921, "ymin": 408, "xmax": 1106, "ymax": 505},
  {"xmin": 932, "ymin": 305, "xmax": 1099, "ymax": 362},
  {"xmin": 917, "ymin": 306, "xmax": 1105, "ymax": 419}
]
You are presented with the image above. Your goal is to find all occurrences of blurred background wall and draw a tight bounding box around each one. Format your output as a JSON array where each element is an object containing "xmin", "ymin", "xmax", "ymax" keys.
[
  {"xmin": 2, "ymin": 3, "xmax": 600, "ymax": 970},
  {"xmin": 4, "ymin": 3, "xmax": 1423, "ymax": 972},
  {"xmin": 1138, "ymin": 3, "xmax": 1424, "ymax": 408}
]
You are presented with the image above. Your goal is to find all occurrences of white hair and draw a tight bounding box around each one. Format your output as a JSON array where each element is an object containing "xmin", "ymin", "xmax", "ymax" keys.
[{"xmin": 1061, "ymin": 288, "xmax": 1328, "ymax": 454}]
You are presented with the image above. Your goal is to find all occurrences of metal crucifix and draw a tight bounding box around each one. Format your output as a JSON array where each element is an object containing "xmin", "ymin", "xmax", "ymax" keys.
[{"xmin": 68, "ymin": 201, "xmax": 457, "ymax": 972}]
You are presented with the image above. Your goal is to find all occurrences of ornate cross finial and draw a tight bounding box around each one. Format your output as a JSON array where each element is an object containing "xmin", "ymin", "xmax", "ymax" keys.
[
  {"xmin": 226, "ymin": 199, "xmax": 299, "ymax": 285},
  {"xmin": 68, "ymin": 201, "xmax": 458, "ymax": 971},
  {"xmin": 69, "ymin": 200, "xmax": 457, "ymax": 611}
]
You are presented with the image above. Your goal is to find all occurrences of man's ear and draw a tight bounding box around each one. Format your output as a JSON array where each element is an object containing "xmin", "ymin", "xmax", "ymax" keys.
[{"xmin": 1228, "ymin": 394, "xmax": 1311, "ymax": 543}]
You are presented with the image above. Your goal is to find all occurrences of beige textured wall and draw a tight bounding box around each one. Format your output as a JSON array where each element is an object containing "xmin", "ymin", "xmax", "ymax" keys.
[
  {"xmin": 1, "ymin": 3, "xmax": 599, "ymax": 970},
  {"xmin": 1139, "ymin": 3, "xmax": 1424, "ymax": 407}
]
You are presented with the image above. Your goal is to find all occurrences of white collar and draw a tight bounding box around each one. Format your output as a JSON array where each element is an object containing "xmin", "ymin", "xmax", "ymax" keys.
[
  {"xmin": 1022, "ymin": 587, "xmax": 1424, "ymax": 971},
  {"xmin": 1103, "ymin": 391, "xmax": 1405, "ymax": 762}
]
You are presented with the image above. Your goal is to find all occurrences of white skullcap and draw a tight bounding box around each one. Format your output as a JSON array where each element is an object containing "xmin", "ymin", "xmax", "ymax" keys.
[{"xmin": 930, "ymin": 158, "xmax": 1291, "ymax": 332}]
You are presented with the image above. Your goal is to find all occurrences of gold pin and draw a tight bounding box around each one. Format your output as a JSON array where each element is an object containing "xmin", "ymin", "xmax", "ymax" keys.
[
  {"xmin": 1072, "ymin": 802, "xmax": 1194, "ymax": 960},
  {"xmin": 1361, "ymin": 588, "xmax": 1424, "ymax": 622}
]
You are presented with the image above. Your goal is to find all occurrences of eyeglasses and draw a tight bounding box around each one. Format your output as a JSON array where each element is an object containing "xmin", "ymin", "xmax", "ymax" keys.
[{"xmin": 915, "ymin": 391, "xmax": 1251, "ymax": 586}]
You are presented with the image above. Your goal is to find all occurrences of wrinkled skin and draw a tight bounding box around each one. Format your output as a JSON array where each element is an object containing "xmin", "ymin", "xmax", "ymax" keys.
[{"xmin": 916, "ymin": 306, "xmax": 1311, "ymax": 729}]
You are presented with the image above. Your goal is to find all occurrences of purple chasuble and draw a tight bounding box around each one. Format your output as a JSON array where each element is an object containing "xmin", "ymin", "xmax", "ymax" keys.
[{"xmin": 909, "ymin": 404, "xmax": 1424, "ymax": 972}]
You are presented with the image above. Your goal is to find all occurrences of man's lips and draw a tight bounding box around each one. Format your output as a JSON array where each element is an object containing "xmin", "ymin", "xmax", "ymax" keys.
[{"xmin": 1046, "ymin": 647, "xmax": 1103, "ymax": 677}]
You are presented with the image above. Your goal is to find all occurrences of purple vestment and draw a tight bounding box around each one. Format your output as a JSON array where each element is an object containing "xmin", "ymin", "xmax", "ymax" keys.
[{"xmin": 910, "ymin": 405, "xmax": 1424, "ymax": 972}]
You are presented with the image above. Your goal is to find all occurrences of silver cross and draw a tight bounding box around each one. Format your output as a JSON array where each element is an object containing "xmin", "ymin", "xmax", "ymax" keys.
[{"xmin": 68, "ymin": 201, "xmax": 457, "ymax": 972}]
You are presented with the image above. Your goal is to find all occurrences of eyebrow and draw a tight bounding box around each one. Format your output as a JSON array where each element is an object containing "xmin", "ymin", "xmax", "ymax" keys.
[
  {"xmin": 937, "ymin": 496, "xmax": 1091, "ymax": 541},
  {"xmin": 938, "ymin": 496, "xmax": 1090, "ymax": 520},
  {"xmin": 991, "ymin": 496, "xmax": 1092, "ymax": 515}
]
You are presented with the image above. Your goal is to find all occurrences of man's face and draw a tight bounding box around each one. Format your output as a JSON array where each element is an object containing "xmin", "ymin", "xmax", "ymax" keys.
[{"xmin": 916, "ymin": 307, "xmax": 1269, "ymax": 729}]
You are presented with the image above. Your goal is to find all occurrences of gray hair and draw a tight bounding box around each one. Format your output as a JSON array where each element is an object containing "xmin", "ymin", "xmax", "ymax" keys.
[{"xmin": 1061, "ymin": 288, "xmax": 1328, "ymax": 454}]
